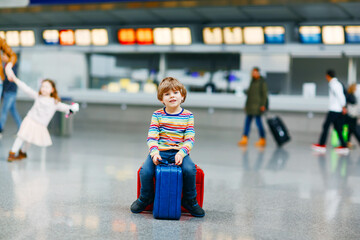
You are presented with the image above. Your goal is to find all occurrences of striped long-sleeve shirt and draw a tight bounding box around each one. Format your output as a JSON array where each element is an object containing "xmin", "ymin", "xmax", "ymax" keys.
[{"xmin": 147, "ymin": 108, "xmax": 195, "ymax": 158}]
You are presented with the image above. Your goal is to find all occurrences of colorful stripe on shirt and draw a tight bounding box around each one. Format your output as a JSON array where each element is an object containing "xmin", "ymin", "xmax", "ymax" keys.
[{"xmin": 147, "ymin": 108, "xmax": 195, "ymax": 158}]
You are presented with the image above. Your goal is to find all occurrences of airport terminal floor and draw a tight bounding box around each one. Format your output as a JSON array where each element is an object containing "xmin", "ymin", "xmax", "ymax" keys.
[{"xmin": 1, "ymin": 105, "xmax": 360, "ymax": 240}]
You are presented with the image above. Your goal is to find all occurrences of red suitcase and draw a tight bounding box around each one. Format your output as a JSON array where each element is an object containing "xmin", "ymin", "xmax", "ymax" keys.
[{"xmin": 137, "ymin": 165, "xmax": 204, "ymax": 213}]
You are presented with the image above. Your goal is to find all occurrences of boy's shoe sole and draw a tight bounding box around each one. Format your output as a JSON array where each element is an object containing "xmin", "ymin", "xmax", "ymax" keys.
[{"xmin": 186, "ymin": 212, "xmax": 205, "ymax": 217}]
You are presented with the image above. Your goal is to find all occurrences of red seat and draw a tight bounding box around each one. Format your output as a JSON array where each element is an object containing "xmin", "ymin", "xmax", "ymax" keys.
[{"xmin": 137, "ymin": 165, "xmax": 204, "ymax": 213}]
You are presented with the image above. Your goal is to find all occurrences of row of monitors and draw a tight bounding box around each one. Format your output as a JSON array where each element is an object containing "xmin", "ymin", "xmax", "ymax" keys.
[
  {"xmin": 0, "ymin": 28, "xmax": 190, "ymax": 46},
  {"xmin": 203, "ymin": 26, "xmax": 284, "ymax": 45},
  {"xmin": 0, "ymin": 29, "xmax": 109, "ymax": 46},
  {"xmin": 300, "ymin": 26, "xmax": 360, "ymax": 44},
  {"xmin": 2, "ymin": 25, "xmax": 360, "ymax": 47},
  {"xmin": 0, "ymin": 27, "xmax": 282, "ymax": 46}
]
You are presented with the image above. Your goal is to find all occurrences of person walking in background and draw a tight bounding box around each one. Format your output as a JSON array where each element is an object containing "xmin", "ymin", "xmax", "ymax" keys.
[
  {"xmin": 345, "ymin": 83, "xmax": 360, "ymax": 148},
  {"xmin": 0, "ymin": 54, "xmax": 22, "ymax": 138},
  {"xmin": 0, "ymin": 37, "xmax": 17, "ymax": 96},
  {"xmin": 312, "ymin": 70, "xmax": 349, "ymax": 154},
  {"xmin": 238, "ymin": 67, "xmax": 268, "ymax": 147}
]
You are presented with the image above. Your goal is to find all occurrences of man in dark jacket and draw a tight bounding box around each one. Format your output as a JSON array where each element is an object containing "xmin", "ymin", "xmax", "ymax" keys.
[{"xmin": 238, "ymin": 67, "xmax": 268, "ymax": 147}]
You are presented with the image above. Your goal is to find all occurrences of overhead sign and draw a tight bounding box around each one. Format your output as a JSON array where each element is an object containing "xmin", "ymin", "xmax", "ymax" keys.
[
  {"xmin": 203, "ymin": 26, "xmax": 284, "ymax": 45},
  {"xmin": 30, "ymin": 0, "xmax": 163, "ymax": 4},
  {"xmin": 0, "ymin": 30, "xmax": 35, "ymax": 46},
  {"xmin": 118, "ymin": 27, "xmax": 191, "ymax": 45},
  {"xmin": 59, "ymin": 29, "xmax": 75, "ymax": 45},
  {"xmin": 299, "ymin": 26, "xmax": 321, "ymax": 44},
  {"xmin": 345, "ymin": 26, "xmax": 360, "ymax": 43},
  {"xmin": 243, "ymin": 27, "xmax": 264, "ymax": 45},
  {"xmin": 43, "ymin": 28, "xmax": 108, "ymax": 46},
  {"xmin": 203, "ymin": 27, "xmax": 223, "ymax": 45},
  {"xmin": 322, "ymin": 26, "xmax": 344, "ymax": 45},
  {"xmin": 223, "ymin": 27, "xmax": 243, "ymax": 44},
  {"xmin": 264, "ymin": 26, "xmax": 285, "ymax": 44}
]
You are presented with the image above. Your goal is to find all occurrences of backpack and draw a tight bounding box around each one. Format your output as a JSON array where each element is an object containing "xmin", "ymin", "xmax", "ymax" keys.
[{"xmin": 341, "ymin": 82, "xmax": 356, "ymax": 105}]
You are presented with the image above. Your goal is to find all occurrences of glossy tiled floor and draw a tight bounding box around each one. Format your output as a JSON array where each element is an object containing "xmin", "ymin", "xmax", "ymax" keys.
[{"xmin": 1, "ymin": 107, "xmax": 360, "ymax": 240}]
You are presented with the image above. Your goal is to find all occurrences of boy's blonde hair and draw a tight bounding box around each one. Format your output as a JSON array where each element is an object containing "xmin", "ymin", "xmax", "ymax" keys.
[{"xmin": 157, "ymin": 77, "xmax": 187, "ymax": 103}]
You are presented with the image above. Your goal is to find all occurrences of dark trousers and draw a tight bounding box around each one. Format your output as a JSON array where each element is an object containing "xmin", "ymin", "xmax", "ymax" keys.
[
  {"xmin": 243, "ymin": 115, "xmax": 265, "ymax": 138},
  {"xmin": 346, "ymin": 115, "xmax": 360, "ymax": 144},
  {"xmin": 139, "ymin": 150, "xmax": 197, "ymax": 200},
  {"xmin": 319, "ymin": 111, "xmax": 346, "ymax": 147}
]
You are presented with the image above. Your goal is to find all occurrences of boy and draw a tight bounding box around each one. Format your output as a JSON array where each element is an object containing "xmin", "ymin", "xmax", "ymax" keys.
[{"xmin": 130, "ymin": 77, "xmax": 205, "ymax": 217}]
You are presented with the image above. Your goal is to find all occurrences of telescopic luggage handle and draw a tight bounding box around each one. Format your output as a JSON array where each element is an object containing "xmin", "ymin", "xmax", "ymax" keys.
[
  {"xmin": 158, "ymin": 159, "xmax": 169, "ymax": 165},
  {"xmin": 158, "ymin": 159, "xmax": 177, "ymax": 166}
]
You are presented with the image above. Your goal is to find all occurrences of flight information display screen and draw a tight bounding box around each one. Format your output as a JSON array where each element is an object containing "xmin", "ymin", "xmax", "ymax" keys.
[{"xmin": 30, "ymin": 0, "xmax": 169, "ymax": 4}]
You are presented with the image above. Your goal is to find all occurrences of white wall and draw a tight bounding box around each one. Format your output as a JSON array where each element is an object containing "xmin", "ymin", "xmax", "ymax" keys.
[
  {"xmin": 18, "ymin": 50, "xmax": 88, "ymax": 94},
  {"xmin": 241, "ymin": 54, "xmax": 290, "ymax": 73}
]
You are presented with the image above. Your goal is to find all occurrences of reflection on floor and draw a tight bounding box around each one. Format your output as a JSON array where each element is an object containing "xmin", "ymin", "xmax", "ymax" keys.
[{"xmin": 1, "ymin": 115, "xmax": 360, "ymax": 240}]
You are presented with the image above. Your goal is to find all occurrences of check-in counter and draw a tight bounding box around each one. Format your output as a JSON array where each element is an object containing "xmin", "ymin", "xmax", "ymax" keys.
[{"xmin": 17, "ymin": 90, "xmax": 328, "ymax": 113}]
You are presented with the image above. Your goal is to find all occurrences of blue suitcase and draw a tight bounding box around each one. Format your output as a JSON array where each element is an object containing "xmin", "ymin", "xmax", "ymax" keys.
[{"xmin": 153, "ymin": 162, "xmax": 183, "ymax": 220}]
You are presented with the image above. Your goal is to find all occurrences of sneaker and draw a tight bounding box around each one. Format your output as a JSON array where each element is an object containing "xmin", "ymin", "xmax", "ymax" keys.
[
  {"xmin": 130, "ymin": 197, "xmax": 153, "ymax": 213},
  {"xmin": 182, "ymin": 197, "xmax": 205, "ymax": 217},
  {"xmin": 7, "ymin": 151, "xmax": 22, "ymax": 162},
  {"xmin": 334, "ymin": 146, "xmax": 349, "ymax": 155},
  {"xmin": 311, "ymin": 144, "xmax": 326, "ymax": 153}
]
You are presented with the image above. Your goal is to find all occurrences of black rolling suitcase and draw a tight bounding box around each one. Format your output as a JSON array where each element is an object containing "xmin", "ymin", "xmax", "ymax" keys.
[{"xmin": 267, "ymin": 116, "xmax": 290, "ymax": 147}]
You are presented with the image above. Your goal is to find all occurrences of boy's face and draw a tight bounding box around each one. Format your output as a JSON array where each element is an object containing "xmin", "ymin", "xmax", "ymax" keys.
[{"xmin": 161, "ymin": 88, "xmax": 184, "ymax": 108}]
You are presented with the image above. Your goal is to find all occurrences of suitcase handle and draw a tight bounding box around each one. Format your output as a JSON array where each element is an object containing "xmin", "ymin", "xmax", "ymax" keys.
[
  {"xmin": 158, "ymin": 159, "xmax": 169, "ymax": 165},
  {"xmin": 158, "ymin": 159, "xmax": 177, "ymax": 166}
]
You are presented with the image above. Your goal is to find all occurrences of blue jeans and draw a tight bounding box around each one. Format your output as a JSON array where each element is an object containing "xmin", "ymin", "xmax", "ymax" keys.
[
  {"xmin": 140, "ymin": 149, "xmax": 197, "ymax": 200},
  {"xmin": 243, "ymin": 115, "xmax": 265, "ymax": 138},
  {"xmin": 0, "ymin": 92, "xmax": 22, "ymax": 131}
]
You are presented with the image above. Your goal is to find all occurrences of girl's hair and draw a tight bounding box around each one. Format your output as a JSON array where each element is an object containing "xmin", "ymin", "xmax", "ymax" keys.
[
  {"xmin": 348, "ymin": 83, "xmax": 357, "ymax": 94},
  {"xmin": 39, "ymin": 79, "xmax": 61, "ymax": 102},
  {"xmin": 157, "ymin": 77, "xmax": 187, "ymax": 103}
]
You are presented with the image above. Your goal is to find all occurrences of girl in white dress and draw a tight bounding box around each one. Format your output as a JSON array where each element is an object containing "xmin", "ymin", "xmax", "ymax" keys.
[{"xmin": 7, "ymin": 77, "xmax": 79, "ymax": 162}]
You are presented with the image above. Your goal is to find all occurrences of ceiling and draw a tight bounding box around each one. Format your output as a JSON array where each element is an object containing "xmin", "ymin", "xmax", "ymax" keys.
[{"xmin": 0, "ymin": 0, "xmax": 360, "ymax": 28}]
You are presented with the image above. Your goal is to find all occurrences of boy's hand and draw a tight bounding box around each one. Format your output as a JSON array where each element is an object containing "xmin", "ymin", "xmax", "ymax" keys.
[
  {"xmin": 260, "ymin": 106, "xmax": 266, "ymax": 112},
  {"xmin": 152, "ymin": 154, "xmax": 162, "ymax": 165},
  {"xmin": 175, "ymin": 153, "xmax": 184, "ymax": 165}
]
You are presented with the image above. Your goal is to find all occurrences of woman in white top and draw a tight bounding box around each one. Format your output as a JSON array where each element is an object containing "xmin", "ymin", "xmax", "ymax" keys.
[{"xmin": 7, "ymin": 77, "xmax": 79, "ymax": 162}]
